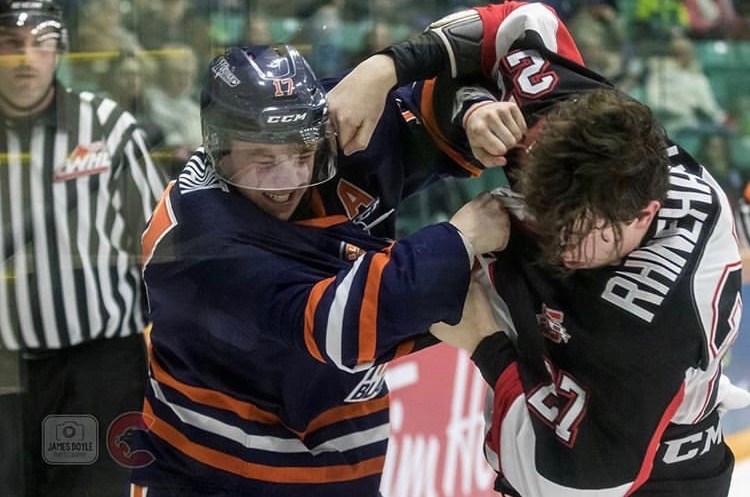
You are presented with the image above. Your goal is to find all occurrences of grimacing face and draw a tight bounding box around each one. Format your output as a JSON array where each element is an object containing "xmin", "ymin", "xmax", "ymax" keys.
[
  {"xmin": 558, "ymin": 201, "xmax": 661, "ymax": 269},
  {"xmin": 219, "ymin": 140, "xmax": 318, "ymax": 220},
  {"xmin": 0, "ymin": 25, "xmax": 57, "ymax": 114}
]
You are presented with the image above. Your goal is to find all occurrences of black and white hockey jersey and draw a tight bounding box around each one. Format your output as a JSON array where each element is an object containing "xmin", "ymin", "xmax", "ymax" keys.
[{"xmin": 452, "ymin": 2, "xmax": 743, "ymax": 495}]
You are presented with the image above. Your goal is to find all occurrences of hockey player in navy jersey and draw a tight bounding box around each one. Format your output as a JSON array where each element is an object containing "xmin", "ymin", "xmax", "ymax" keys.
[
  {"xmin": 130, "ymin": 45, "xmax": 523, "ymax": 496},
  {"xmin": 330, "ymin": 2, "xmax": 750, "ymax": 496}
]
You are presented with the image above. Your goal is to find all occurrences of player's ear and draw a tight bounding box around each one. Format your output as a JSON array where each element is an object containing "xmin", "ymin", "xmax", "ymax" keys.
[{"xmin": 634, "ymin": 200, "xmax": 661, "ymax": 229}]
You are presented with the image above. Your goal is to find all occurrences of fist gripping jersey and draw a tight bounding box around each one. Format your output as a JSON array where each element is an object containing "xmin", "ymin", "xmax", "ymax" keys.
[
  {"xmin": 133, "ymin": 80, "xmax": 479, "ymax": 496},
  {"xmin": 448, "ymin": 2, "xmax": 744, "ymax": 496}
]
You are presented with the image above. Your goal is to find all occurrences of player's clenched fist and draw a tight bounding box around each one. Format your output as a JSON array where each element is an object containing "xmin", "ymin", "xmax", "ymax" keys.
[
  {"xmin": 328, "ymin": 55, "xmax": 397, "ymax": 156},
  {"xmin": 463, "ymin": 100, "xmax": 527, "ymax": 168},
  {"xmin": 449, "ymin": 191, "xmax": 510, "ymax": 254}
]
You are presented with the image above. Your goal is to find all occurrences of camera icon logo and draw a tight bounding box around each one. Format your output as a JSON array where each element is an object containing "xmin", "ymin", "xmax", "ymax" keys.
[
  {"xmin": 56, "ymin": 421, "xmax": 85, "ymax": 441},
  {"xmin": 43, "ymin": 415, "xmax": 98, "ymax": 465}
]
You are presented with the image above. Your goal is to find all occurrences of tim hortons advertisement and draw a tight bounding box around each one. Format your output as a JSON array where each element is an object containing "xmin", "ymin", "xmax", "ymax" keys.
[{"xmin": 381, "ymin": 345, "xmax": 495, "ymax": 497}]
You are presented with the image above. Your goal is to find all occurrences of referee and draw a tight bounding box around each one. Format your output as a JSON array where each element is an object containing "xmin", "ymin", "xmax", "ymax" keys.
[{"xmin": 0, "ymin": 1, "xmax": 165, "ymax": 496}]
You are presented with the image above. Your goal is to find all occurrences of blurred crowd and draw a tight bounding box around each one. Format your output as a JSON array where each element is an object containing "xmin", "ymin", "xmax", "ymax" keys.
[{"xmin": 54, "ymin": 0, "xmax": 750, "ymax": 227}]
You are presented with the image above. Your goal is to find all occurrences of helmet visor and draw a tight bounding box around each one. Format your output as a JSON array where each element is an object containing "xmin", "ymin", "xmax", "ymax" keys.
[{"xmin": 207, "ymin": 126, "xmax": 337, "ymax": 191}]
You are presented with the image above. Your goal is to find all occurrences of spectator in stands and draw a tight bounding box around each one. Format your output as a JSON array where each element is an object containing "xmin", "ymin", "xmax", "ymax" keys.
[
  {"xmin": 696, "ymin": 133, "xmax": 742, "ymax": 198},
  {"xmin": 684, "ymin": 0, "xmax": 743, "ymax": 39},
  {"xmin": 74, "ymin": 0, "xmax": 145, "ymax": 89},
  {"xmin": 106, "ymin": 52, "xmax": 164, "ymax": 149},
  {"xmin": 146, "ymin": 43, "xmax": 202, "ymax": 173},
  {"xmin": 198, "ymin": 0, "xmax": 249, "ymax": 48},
  {"xmin": 645, "ymin": 35, "xmax": 728, "ymax": 154},
  {"xmin": 245, "ymin": 14, "xmax": 273, "ymax": 45},
  {"xmin": 567, "ymin": 0, "xmax": 627, "ymax": 82},
  {"xmin": 623, "ymin": 0, "xmax": 689, "ymax": 56},
  {"xmin": 133, "ymin": 0, "xmax": 210, "ymax": 66}
]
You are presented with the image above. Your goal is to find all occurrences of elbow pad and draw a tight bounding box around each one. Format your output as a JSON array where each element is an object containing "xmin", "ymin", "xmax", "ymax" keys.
[
  {"xmin": 427, "ymin": 9, "xmax": 484, "ymax": 79},
  {"xmin": 380, "ymin": 9, "xmax": 484, "ymax": 85}
]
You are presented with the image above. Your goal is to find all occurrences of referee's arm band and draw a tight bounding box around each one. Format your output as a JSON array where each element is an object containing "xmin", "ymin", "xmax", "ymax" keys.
[{"xmin": 378, "ymin": 9, "xmax": 484, "ymax": 86}]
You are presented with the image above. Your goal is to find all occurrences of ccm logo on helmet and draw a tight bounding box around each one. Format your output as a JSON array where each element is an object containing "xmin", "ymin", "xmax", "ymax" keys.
[{"xmin": 267, "ymin": 113, "xmax": 307, "ymax": 124}]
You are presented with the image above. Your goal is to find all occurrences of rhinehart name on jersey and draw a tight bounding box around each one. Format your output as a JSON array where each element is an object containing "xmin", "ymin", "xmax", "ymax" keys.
[{"xmin": 602, "ymin": 170, "xmax": 714, "ymax": 323}]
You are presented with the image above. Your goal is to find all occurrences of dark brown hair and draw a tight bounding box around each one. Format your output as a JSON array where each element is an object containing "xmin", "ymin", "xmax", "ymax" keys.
[{"xmin": 515, "ymin": 89, "xmax": 670, "ymax": 265}]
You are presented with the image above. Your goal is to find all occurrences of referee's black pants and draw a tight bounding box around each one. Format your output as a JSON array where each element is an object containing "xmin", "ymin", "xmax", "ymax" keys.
[{"xmin": 0, "ymin": 334, "xmax": 147, "ymax": 497}]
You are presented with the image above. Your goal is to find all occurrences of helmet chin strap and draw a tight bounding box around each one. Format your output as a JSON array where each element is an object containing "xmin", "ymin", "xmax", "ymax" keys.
[{"xmin": 0, "ymin": 83, "xmax": 54, "ymax": 116}]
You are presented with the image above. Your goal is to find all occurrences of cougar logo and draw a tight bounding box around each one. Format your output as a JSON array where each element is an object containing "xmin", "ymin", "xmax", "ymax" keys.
[{"xmin": 106, "ymin": 411, "xmax": 155, "ymax": 468}]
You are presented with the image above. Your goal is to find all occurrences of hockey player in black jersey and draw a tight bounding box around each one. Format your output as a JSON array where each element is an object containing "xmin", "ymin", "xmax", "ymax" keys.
[
  {"xmin": 131, "ymin": 45, "xmax": 523, "ymax": 496},
  {"xmin": 330, "ymin": 2, "xmax": 750, "ymax": 495}
]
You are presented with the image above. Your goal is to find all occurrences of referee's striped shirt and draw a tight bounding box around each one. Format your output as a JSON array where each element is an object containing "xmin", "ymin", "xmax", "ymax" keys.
[{"xmin": 0, "ymin": 85, "xmax": 165, "ymax": 350}]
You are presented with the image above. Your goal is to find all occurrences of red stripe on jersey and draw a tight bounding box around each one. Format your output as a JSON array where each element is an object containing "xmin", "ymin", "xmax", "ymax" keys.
[
  {"xmin": 489, "ymin": 363, "xmax": 524, "ymax": 474},
  {"xmin": 625, "ymin": 383, "xmax": 686, "ymax": 496},
  {"xmin": 304, "ymin": 277, "xmax": 335, "ymax": 363},
  {"xmin": 420, "ymin": 79, "xmax": 483, "ymax": 177},
  {"xmin": 474, "ymin": 1, "xmax": 583, "ymax": 79},
  {"xmin": 142, "ymin": 181, "xmax": 177, "ymax": 269},
  {"xmin": 142, "ymin": 400, "xmax": 386, "ymax": 484},
  {"xmin": 358, "ymin": 246, "xmax": 393, "ymax": 365}
]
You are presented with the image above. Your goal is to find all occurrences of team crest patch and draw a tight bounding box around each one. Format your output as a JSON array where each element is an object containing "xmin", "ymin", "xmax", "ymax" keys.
[
  {"xmin": 341, "ymin": 242, "xmax": 365, "ymax": 261},
  {"xmin": 55, "ymin": 141, "xmax": 111, "ymax": 182},
  {"xmin": 537, "ymin": 304, "xmax": 570, "ymax": 344}
]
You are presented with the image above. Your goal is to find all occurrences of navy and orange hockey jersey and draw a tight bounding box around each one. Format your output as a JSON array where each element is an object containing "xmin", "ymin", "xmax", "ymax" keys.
[
  {"xmin": 132, "ymin": 79, "xmax": 480, "ymax": 496},
  {"xmin": 444, "ymin": 2, "xmax": 743, "ymax": 496}
]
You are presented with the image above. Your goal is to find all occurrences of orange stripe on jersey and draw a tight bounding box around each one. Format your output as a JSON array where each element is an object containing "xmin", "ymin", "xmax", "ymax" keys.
[
  {"xmin": 744, "ymin": 181, "xmax": 750, "ymax": 204},
  {"xmin": 304, "ymin": 277, "xmax": 335, "ymax": 363},
  {"xmin": 130, "ymin": 484, "xmax": 145, "ymax": 497},
  {"xmin": 358, "ymin": 246, "xmax": 393, "ymax": 365},
  {"xmin": 295, "ymin": 188, "xmax": 349, "ymax": 228},
  {"xmin": 142, "ymin": 400, "xmax": 385, "ymax": 484},
  {"xmin": 420, "ymin": 79, "xmax": 483, "ymax": 177},
  {"xmin": 304, "ymin": 394, "xmax": 389, "ymax": 436},
  {"xmin": 392, "ymin": 339, "xmax": 416, "ymax": 359},
  {"xmin": 144, "ymin": 327, "xmax": 280, "ymax": 425},
  {"xmin": 142, "ymin": 181, "xmax": 177, "ymax": 269}
]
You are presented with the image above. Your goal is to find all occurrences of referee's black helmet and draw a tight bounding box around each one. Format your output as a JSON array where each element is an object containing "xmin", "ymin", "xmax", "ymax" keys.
[
  {"xmin": 201, "ymin": 45, "xmax": 337, "ymax": 190},
  {"xmin": 0, "ymin": 0, "xmax": 68, "ymax": 51}
]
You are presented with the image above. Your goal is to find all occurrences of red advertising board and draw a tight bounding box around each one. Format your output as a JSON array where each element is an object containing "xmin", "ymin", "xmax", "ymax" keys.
[{"xmin": 381, "ymin": 344, "xmax": 495, "ymax": 497}]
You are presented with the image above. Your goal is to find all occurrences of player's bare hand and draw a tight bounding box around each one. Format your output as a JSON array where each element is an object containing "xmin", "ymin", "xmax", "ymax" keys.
[
  {"xmin": 328, "ymin": 54, "xmax": 397, "ymax": 156},
  {"xmin": 449, "ymin": 191, "xmax": 510, "ymax": 254},
  {"xmin": 430, "ymin": 271, "xmax": 501, "ymax": 353},
  {"xmin": 464, "ymin": 101, "xmax": 526, "ymax": 168}
]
